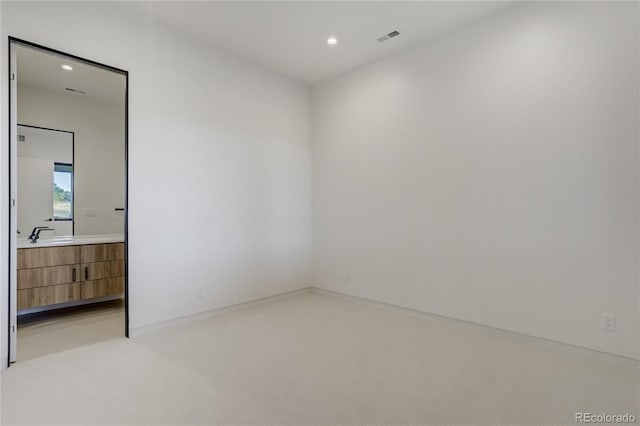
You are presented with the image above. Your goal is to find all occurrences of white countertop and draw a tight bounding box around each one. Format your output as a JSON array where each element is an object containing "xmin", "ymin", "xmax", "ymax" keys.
[{"xmin": 17, "ymin": 234, "xmax": 124, "ymax": 249}]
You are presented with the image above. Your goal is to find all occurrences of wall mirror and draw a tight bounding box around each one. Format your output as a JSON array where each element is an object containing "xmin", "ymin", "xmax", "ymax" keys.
[{"xmin": 17, "ymin": 125, "xmax": 74, "ymax": 235}]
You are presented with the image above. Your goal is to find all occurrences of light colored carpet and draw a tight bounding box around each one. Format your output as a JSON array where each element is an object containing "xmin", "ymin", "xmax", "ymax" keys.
[{"xmin": 1, "ymin": 291, "xmax": 638, "ymax": 425}]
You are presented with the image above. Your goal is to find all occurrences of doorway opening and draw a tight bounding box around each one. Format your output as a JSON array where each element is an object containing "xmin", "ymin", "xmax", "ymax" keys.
[{"xmin": 7, "ymin": 37, "xmax": 129, "ymax": 366}]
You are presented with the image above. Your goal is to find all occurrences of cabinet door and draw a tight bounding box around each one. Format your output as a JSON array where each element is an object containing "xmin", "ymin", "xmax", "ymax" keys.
[
  {"xmin": 18, "ymin": 264, "xmax": 79, "ymax": 290},
  {"xmin": 81, "ymin": 260, "xmax": 124, "ymax": 282},
  {"xmin": 80, "ymin": 244, "xmax": 125, "ymax": 300},
  {"xmin": 24, "ymin": 283, "xmax": 81, "ymax": 308},
  {"xmin": 81, "ymin": 277, "xmax": 124, "ymax": 299},
  {"xmin": 80, "ymin": 243, "xmax": 124, "ymax": 263},
  {"xmin": 18, "ymin": 246, "xmax": 80, "ymax": 269}
]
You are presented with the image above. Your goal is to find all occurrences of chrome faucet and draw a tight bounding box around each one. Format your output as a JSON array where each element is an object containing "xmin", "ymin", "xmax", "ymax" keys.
[{"xmin": 29, "ymin": 227, "xmax": 54, "ymax": 243}]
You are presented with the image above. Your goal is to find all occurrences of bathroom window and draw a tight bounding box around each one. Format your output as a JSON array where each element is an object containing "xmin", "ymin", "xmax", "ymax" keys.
[{"xmin": 53, "ymin": 162, "xmax": 73, "ymax": 220}]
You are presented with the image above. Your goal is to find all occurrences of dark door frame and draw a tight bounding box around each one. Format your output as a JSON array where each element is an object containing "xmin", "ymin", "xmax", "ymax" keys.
[{"xmin": 7, "ymin": 37, "xmax": 130, "ymax": 367}]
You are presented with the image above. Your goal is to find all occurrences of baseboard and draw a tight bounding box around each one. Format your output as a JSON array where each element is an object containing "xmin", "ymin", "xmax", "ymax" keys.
[
  {"xmin": 130, "ymin": 287, "xmax": 313, "ymax": 338},
  {"xmin": 128, "ymin": 284, "xmax": 638, "ymax": 369},
  {"xmin": 311, "ymin": 287, "xmax": 640, "ymax": 369}
]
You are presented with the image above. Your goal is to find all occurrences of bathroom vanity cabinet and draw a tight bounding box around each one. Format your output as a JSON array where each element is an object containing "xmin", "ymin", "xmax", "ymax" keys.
[{"xmin": 17, "ymin": 242, "xmax": 125, "ymax": 310}]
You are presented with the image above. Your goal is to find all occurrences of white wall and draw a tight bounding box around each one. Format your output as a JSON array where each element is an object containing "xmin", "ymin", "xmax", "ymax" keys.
[
  {"xmin": 1, "ymin": 1, "xmax": 312, "ymax": 363},
  {"xmin": 17, "ymin": 85, "xmax": 126, "ymax": 236},
  {"xmin": 312, "ymin": 2, "xmax": 639, "ymax": 359}
]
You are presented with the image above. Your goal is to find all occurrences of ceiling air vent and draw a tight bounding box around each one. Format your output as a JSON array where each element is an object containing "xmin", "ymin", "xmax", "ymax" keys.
[
  {"xmin": 65, "ymin": 87, "xmax": 87, "ymax": 95},
  {"xmin": 377, "ymin": 30, "xmax": 400, "ymax": 43}
]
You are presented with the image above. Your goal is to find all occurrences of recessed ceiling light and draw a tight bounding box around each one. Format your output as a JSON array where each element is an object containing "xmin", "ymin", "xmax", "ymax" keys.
[
  {"xmin": 327, "ymin": 37, "xmax": 338, "ymax": 46},
  {"xmin": 61, "ymin": 65, "xmax": 73, "ymax": 71}
]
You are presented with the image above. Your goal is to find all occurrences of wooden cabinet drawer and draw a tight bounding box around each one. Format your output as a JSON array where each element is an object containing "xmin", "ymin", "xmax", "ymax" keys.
[
  {"xmin": 80, "ymin": 243, "xmax": 124, "ymax": 263},
  {"xmin": 81, "ymin": 277, "xmax": 124, "ymax": 299},
  {"xmin": 18, "ymin": 246, "xmax": 80, "ymax": 270},
  {"xmin": 81, "ymin": 260, "xmax": 124, "ymax": 282},
  {"xmin": 18, "ymin": 283, "xmax": 80, "ymax": 309},
  {"xmin": 18, "ymin": 264, "xmax": 79, "ymax": 290},
  {"xmin": 17, "ymin": 289, "xmax": 30, "ymax": 310}
]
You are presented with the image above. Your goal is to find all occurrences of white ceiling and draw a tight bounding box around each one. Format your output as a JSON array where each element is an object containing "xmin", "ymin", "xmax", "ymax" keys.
[
  {"xmin": 15, "ymin": 44, "xmax": 126, "ymax": 105},
  {"xmin": 124, "ymin": 1, "xmax": 515, "ymax": 83}
]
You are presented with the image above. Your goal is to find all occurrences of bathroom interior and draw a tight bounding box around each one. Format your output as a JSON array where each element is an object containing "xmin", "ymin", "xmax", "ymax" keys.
[{"xmin": 12, "ymin": 41, "xmax": 127, "ymax": 362}]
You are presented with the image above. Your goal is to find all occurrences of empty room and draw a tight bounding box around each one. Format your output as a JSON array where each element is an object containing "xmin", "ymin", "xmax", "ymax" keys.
[{"xmin": 0, "ymin": 1, "xmax": 638, "ymax": 425}]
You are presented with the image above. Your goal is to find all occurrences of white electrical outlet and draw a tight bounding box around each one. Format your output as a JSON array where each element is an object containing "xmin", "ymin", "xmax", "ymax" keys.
[
  {"xmin": 197, "ymin": 287, "xmax": 205, "ymax": 298},
  {"xmin": 601, "ymin": 313, "xmax": 616, "ymax": 332},
  {"xmin": 344, "ymin": 273, "xmax": 351, "ymax": 284}
]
